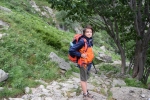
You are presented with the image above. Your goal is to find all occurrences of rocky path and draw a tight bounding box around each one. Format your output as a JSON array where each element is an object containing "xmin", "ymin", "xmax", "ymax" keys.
[{"xmin": 4, "ymin": 67, "xmax": 150, "ymax": 100}]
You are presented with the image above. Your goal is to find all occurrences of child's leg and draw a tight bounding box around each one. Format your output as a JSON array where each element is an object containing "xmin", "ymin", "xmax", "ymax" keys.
[
  {"xmin": 80, "ymin": 67, "xmax": 88, "ymax": 94},
  {"xmin": 80, "ymin": 81, "xmax": 87, "ymax": 94}
]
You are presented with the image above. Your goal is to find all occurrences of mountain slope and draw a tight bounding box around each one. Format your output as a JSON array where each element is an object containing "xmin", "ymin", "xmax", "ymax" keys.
[{"xmin": 0, "ymin": 0, "xmax": 74, "ymax": 98}]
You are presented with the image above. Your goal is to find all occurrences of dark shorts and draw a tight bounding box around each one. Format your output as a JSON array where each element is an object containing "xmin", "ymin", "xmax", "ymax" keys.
[{"xmin": 79, "ymin": 64, "xmax": 91, "ymax": 81}]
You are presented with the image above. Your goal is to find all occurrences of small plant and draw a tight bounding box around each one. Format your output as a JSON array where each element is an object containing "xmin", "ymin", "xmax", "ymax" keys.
[
  {"xmin": 125, "ymin": 78, "xmax": 147, "ymax": 88},
  {"xmin": 0, "ymin": 88, "xmax": 23, "ymax": 99},
  {"xmin": 99, "ymin": 64, "xmax": 119, "ymax": 73},
  {"xmin": 107, "ymin": 89, "xmax": 113, "ymax": 100},
  {"xmin": 100, "ymin": 88, "xmax": 107, "ymax": 96},
  {"xmin": 75, "ymin": 87, "xmax": 82, "ymax": 96},
  {"xmin": 70, "ymin": 64, "xmax": 80, "ymax": 73},
  {"xmin": 91, "ymin": 80, "xmax": 99, "ymax": 87}
]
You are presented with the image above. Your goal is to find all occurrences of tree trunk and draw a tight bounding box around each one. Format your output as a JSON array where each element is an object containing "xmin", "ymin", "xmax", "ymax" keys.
[
  {"xmin": 118, "ymin": 43, "xmax": 126, "ymax": 74},
  {"xmin": 132, "ymin": 40, "xmax": 142, "ymax": 79},
  {"xmin": 132, "ymin": 39, "xmax": 149, "ymax": 81}
]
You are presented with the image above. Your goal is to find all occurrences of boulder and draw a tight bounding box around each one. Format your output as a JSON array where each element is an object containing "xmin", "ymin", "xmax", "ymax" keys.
[
  {"xmin": 0, "ymin": 69, "xmax": 8, "ymax": 82},
  {"xmin": 97, "ymin": 52, "xmax": 112, "ymax": 63},
  {"xmin": 0, "ymin": 20, "xmax": 9, "ymax": 30},
  {"xmin": 0, "ymin": 6, "xmax": 11, "ymax": 12},
  {"xmin": 49, "ymin": 52, "xmax": 71, "ymax": 70},
  {"xmin": 111, "ymin": 87, "xmax": 150, "ymax": 100}
]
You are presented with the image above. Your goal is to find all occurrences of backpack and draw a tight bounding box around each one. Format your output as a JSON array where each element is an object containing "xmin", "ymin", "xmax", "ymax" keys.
[
  {"xmin": 68, "ymin": 34, "xmax": 97, "ymax": 73},
  {"xmin": 68, "ymin": 34, "xmax": 88, "ymax": 63}
]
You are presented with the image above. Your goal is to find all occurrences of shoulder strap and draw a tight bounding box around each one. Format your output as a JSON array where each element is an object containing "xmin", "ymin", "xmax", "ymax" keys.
[
  {"xmin": 82, "ymin": 38, "xmax": 88, "ymax": 52},
  {"xmin": 73, "ymin": 34, "xmax": 83, "ymax": 42}
]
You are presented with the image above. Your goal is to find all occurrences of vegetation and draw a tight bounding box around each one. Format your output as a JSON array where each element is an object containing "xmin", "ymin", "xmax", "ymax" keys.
[
  {"xmin": 49, "ymin": 0, "xmax": 150, "ymax": 84},
  {"xmin": 0, "ymin": 0, "xmax": 74, "ymax": 98},
  {"xmin": 0, "ymin": 0, "xmax": 150, "ymax": 99}
]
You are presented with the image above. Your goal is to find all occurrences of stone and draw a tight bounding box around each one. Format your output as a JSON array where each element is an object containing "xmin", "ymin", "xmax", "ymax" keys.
[
  {"xmin": 9, "ymin": 98, "xmax": 24, "ymax": 100},
  {"xmin": 49, "ymin": 52, "xmax": 71, "ymax": 70},
  {"xmin": 112, "ymin": 78, "xmax": 126, "ymax": 87},
  {"xmin": 45, "ymin": 97, "xmax": 53, "ymax": 100},
  {"xmin": 25, "ymin": 87, "xmax": 30, "ymax": 94},
  {"xmin": 0, "ymin": 20, "xmax": 9, "ymax": 30},
  {"xmin": 0, "ymin": 87, "xmax": 4, "ymax": 91},
  {"xmin": 141, "ymin": 94, "xmax": 145, "ymax": 98},
  {"xmin": 0, "ymin": 6, "xmax": 11, "ymax": 12},
  {"xmin": 31, "ymin": 97, "xmax": 42, "ymax": 100},
  {"xmin": 70, "ymin": 92, "xmax": 76, "ymax": 97},
  {"xmin": 111, "ymin": 87, "xmax": 150, "ymax": 100},
  {"xmin": 29, "ymin": 1, "xmax": 41, "ymax": 12},
  {"xmin": 0, "ymin": 69, "xmax": 8, "ymax": 82},
  {"xmin": 35, "ymin": 79, "xmax": 48, "ymax": 85},
  {"xmin": 98, "ymin": 52, "xmax": 112, "ymax": 63},
  {"xmin": 100, "ymin": 46, "xmax": 106, "ymax": 52}
]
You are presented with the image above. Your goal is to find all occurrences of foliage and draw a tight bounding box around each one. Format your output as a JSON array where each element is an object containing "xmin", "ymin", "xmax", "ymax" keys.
[
  {"xmin": 99, "ymin": 64, "xmax": 119, "ymax": 73},
  {"xmin": 125, "ymin": 78, "xmax": 147, "ymax": 88},
  {"xmin": 65, "ymin": 65, "xmax": 80, "ymax": 78},
  {"xmin": 1, "ymin": 0, "xmax": 147, "ymax": 98},
  {"xmin": 0, "ymin": 88, "xmax": 23, "ymax": 98},
  {"xmin": 0, "ymin": 0, "xmax": 73, "ymax": 98},
  {"xmin": 48, "ymin": 0, "xmax": 150, "ymax": 84},
  {"xmin": 48, "ymin": 0, "xmax": 131, "ymax": 75}
]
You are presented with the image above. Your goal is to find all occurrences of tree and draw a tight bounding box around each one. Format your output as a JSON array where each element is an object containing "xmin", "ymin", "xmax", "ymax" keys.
[
  {"xmin": 49, "ymin": 0, "xmax": 130, "ymax": 74},
  {"xmin": 127, "ymin": 0, "xmax": 150, "ymax": 83},
  {"xmin": 49, "ymin": 0, "xmax": 150, "ymax": 84}
]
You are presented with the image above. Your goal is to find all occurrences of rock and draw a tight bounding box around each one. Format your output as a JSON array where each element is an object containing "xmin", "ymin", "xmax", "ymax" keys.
[
  {"xmin": 31, "ymin": 97, "xmax": 42, "ymax": 100},
  {"xmin": 0, "ymin": 34, "xmax": 2, "ymax": 39},
  {"xmin": 49, "ymin": 52, "xmax": 71, "ymax": 70},
  {"xmin": 0, "ymin": 20, "xmax": 9, "ymax": 30},
  {"xmin": 0, "ymin": 6, "xmax": 11, "ymax": 12},
  {"xmin": 9, "ymin": 98, "xmax": 24, "ymax": 100},
  {"xmin": 112, "ymin": 78, "xmax": 126, "ymax": 87},
  {"xmin": 113, "ymin": 60, "xmax": 121, "ymax": 65},
  {"xmin": 45, "ymin": 97, "xmax": 53, "ymax": 100},
  {"xmin": 141, "ymin": 94, "xmax": 145, "ymax": 98},
  {"xmin": 74, "ymin": 25, "xmax": 82, "ymax": 33},
  {"xmin": 70, "ymin": 92, "xmax": 76, "ymax": 97},
  {"xmin": 29, "ymin": 0, "xmax": 41, "ymax": 12},
  {"xmin": 97, "ymin": 52, "xmax": 112, "ymax": 63},
  {"xmin": 100, "ymin": 46, "xmax": 106, "ymax": 52},
  {"xmin": 0, "ymin": 87, "xmax": 4, "ymax": 91},
  {"xmin": 0, "ymin": 33, "xmax": 7, "ymax": 40},
  {"xmin": 35, "ymin": 79, "xmax": 48, "ymax": 85},
  {"xmin": 43, "ymin": 6, "xmax": 55, "ymax": 18},
  {"xmin": 111, "ymin": 87, "xmax": 150, "ymax": 100},
  {"xmin": 25, "ymin": 87, "xmax": 30, "ymax": 94},
  {"xmin": 0, "ymin": 69, "xmax": 8, "ymax": 82}
]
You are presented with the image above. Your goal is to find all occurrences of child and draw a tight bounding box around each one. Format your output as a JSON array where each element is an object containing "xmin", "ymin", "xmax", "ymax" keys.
[{"xmin": 69, "ymin": 25, "xmax": 94, "ymax": 100}]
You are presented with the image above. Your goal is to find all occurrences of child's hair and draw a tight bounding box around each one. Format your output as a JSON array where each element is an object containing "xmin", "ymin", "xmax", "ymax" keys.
[{"xmin": 83, "ymin": 25, "xmax": 94, "ymax": 35}]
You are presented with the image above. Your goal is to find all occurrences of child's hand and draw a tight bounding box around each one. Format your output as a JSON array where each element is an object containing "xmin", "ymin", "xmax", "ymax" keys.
[{"xmin": 81, "ymin": 53, "xmax": 87, "ymax": 58}]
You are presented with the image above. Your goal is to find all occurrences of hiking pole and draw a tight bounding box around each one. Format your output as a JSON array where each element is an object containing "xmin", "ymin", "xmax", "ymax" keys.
[{"xmin": 92, "ymin": 61, "xmax": 98, "ymax": 74}]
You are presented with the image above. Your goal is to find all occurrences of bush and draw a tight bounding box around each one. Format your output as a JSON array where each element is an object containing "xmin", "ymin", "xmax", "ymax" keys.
[
  {"xmin": 99, "ymin": 64, "xmax": 119, "ymax": 73},
  {"xmin": 125, "ymin": 78, "xmax": 147, "ymax": 88}
]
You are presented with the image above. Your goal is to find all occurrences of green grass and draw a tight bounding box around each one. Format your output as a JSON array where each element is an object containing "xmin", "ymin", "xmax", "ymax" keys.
[
  {"xmin": 64, "ymin": 65, "xmax": 80, "ymax": 78},
  {"xmin": 125, "ymin": 78, "xmax": 148, "ymax": 89},
  {"xmin": 99, "ymin": 64, "xmax": 119, "ymax": 73},
  {"xmin": 0, "ymin": 0, "xmax": 74, "ymax": 98},
  {"xmin": 0, "ymin": 0, "xmax": 124, "ymax": 98}
]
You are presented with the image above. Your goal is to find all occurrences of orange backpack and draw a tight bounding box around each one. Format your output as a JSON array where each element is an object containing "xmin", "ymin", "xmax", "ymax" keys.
[
  {"xmin": 68, "ymin": 34, "xmax": 87, "ymax": 63},
  {"xmin": 68, "ymin": 34, "xmax": 94, "ymax": 67}
]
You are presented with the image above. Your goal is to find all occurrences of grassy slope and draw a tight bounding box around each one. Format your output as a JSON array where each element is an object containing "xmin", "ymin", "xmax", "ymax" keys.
[
  {"xmin": 0, "ymin": 0, "xmax": 148, "ymax": 98},
  {"xmin": 0, "ymin": 0, "xmax": 74, "ymax": 98}
]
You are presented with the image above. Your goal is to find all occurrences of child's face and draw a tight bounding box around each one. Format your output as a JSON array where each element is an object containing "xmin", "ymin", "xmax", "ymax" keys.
[{"xmin": 85, "ymin": 28, "xmax": 93, "ymax": 38}]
